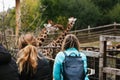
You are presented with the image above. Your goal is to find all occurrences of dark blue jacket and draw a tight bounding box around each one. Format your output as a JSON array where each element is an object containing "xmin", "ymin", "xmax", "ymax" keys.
[
  {"xmin": 0, "ymin": 44, "xmax": 19, "ymax": 80},
  {"xmin": 19, "ymin": 53, "xmax": 52, "ymax": 80}
]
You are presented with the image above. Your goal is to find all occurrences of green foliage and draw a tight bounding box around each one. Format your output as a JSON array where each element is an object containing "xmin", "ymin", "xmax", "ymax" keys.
[
  {"xmin": 108, "ymin": 3, "xmax": 120, "ymax": 23},
  {"xmin": 1, "ymin": 0, "xmax": 120, "ymax": 32},
  {"xmin": 56, "ymin": 16, "xmax": 67, "ymax": 27},
  {"xmin": 92, "ymin": 0, "xmax": 119, "ymax": 13},
  {"xmin": 7, "ymin": 9, "xmax": 16, "ymax": 31},
  {"xmin": 0, "ymin": 9, "xmax": 15, "ymax": 32},
  {"xmin": 91, "ymin": 0, "xmax": 120, "ymax": 25},
  {"xmin": 21, "ymin": 0, "xmax": 42, "ymax": 32},
  {"xmin": 74, "ymin": 0, "xmax": 101, "ymax": 29},
  {"xmin": 41, "ymin": 0, "xmax": 101, "ymax": 29}
]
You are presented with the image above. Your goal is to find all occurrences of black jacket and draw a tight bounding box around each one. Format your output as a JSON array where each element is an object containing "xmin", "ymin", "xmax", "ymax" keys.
[
  {"xmin": 0, "ymin": 44, "xmax": 19, "ymax": 80},
  {"xmin": 19, "ymin": 53, "xmax": 52, "ymax": 80}
]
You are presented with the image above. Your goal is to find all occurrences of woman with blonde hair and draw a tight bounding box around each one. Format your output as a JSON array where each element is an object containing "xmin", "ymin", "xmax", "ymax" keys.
[
  {"xmin": 53, "ymin": 34, "xmax": 89, "ymax": 80},
  {"xmin": 17, "ymin": 33, "xmax": 52, "ymax": 80}
]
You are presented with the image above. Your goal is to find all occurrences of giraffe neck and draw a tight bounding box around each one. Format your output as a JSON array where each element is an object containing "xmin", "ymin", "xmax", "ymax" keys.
[
  {"xmin": 37, "ymin": 22, "xmax": 64, "ymax": 47},
  {"xmin": 40, "ymin": 17, "xmax": 76, "ymax": 58},
  {"xmin": 66, "ymin": 23, "xmax": 73, "ymax": 32},
  {"xmin": 41, "ymin": 23, "xmax": 73, "ymax": 58},
  {"xmin": 46, "ymin": 22, "xmax": 73, "ymax": 47},
  {"xmin": 37, "ymin": 28, "xmax": 48, "ymax": 46}
]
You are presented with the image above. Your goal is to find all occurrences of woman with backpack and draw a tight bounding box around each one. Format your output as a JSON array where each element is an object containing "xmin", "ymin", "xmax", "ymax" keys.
[
  {"xmin": 53, "ymin": 34, "xmax": 89, "ymax": 80},
  {"xmin": 17, "ymin": 33, "xmax": 52, "ymax": 80}
]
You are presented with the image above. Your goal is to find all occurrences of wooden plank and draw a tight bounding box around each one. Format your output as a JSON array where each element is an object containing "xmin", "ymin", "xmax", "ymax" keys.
[
  {"xmin": 100, "ymin": 35, "xmax": 120, "ymax": 42},
  {"xmin": 99, "ymin": 41, "xmax": 105, "ymax": 80},
  {"xmin": 81, "ymin": 50, "xmax": 101, "ymax": 58},
  {"xmin": 70, "ymin": 23, "xmax": 120, "ymax": 33},
  {"xmin": 103, "ymin": 67, "xmax": 120, "ymax": 76},
  {"xmin": 40, "ymin": 46, "xmax": 60, "ymax": 49},
  {"xmin": 77, "ymin": 29, "xmax": 116, "ymax": 36},
  {"xmin": 40, "ymin": 46, "xmax": 101, "ymax": 58}
]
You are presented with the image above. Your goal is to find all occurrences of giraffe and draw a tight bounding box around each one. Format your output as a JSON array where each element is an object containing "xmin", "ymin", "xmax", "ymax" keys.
[
  {"xmin": 36, "ymin": 20, "xmax": 64, "ymax": 47},
  {"xmin": 41, "ymin": 17, "xmax": 77, "ymax": 59},
  {"xmin": 47, "ymin": 20, "xmax": 64, "ymax": 31}
]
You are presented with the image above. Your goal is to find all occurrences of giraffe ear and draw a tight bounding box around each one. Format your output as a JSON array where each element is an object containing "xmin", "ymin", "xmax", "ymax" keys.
[
  {"xmin": 69, "ymin": 17, "xmax": 77, "ymax": 21},
  {"xmin": 48, "ymin": 20, "xmax": 53, "ymax": 24},
  {"xmin": 44, "ymin": 24, "xmax": 47, "ymax": 27},
  {"xmin": 74, "ymin": 18, "xmax": 77, "ymax": 21},
  {"xmin": 68, "ymin": 17, "xmax": 76, "ymax": 22},
  {"xmin": 68, "ymin": 17, "xmax": 77, "ymax": 25}
]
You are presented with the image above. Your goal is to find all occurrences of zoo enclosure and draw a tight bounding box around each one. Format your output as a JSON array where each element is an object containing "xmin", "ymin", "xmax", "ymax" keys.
[
  {"xmin": 1, "ymin": 23, "xmax": 120, "ymax": 80},
  {"xmin": 99, "ymin": 35, "xmax": 120, "ymax": 80},
  {"xmin": 42, "ymin": 22, "xmax": 120, "ymax": 46},
  {"xmin": 1, "ymin": 22, "xmax": 120, "ymax": 49}
]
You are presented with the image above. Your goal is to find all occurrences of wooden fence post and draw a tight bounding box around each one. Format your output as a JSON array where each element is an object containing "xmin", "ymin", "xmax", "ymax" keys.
[
  {"xmin": 113, "ymin": 22, "xmax": 116, "ymax": 29},
  {"xmin": 99, "ymin": 35, "xmax": 107, "ymax": 80},
  {"xmin": 113, "ymin": 22, "xmax": 117, "ymax": 36},
  {"xmin": 88, "ymin": 25, "xmax": 90, "ymax": 34},
  {"xmin": 15, "ymin": 0, "xmax": 21, "ymax": 46}
]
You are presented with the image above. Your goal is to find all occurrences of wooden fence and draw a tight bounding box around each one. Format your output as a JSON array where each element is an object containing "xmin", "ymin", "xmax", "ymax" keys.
[
  {"xmin": 99, "ymin": 35, "xmax": 120, "ymax": 80},
  {"xmin": 41, "ymin": 22, "xmax": 120, "ymax": 46}
]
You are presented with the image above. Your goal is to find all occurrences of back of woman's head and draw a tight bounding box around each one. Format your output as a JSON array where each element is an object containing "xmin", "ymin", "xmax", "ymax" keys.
[
  {"xmin": 17, "ymin": 33, "xmax": 38, "ymax": 74},
  {"xmin": 61, "ymin": 34, "xmax": 80, "ymax": 51},
  {"xmin": 18, "ymin": 33, "xmax": 37, "ymax": 49}
]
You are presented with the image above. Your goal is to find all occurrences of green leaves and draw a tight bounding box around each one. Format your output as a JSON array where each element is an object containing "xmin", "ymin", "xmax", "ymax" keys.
[
  {"xmin": 108, "ymin": 3, "xmax": 120, "ymax": 23},
  {"xmin": 1, "ymin": 0, "xmax": 120, "ymax": 32},
  {"xmin": 41, "ymin": 0, "xmax": 101, "ymax": 29},
  {"xmin": 20, "ymin": 0, "xmax": 42, "ymax": 32}
]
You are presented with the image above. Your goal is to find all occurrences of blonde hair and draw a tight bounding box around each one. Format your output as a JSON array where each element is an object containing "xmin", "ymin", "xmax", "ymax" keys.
[
  {"xmin": 61, "ymin": 34, "xmax": 80, "ymax": 51},
  {"xmin": 17, "ymin": 33, "xmax": 38, "ymax": 74}
]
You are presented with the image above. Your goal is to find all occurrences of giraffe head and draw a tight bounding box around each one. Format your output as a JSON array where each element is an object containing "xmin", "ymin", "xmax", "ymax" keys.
[
  {"xmin": 68, "ymin": 17, "xmax": 77, "ymax": 26},
  {"xmin": 44, "ymin": 21, "xmax": 59, "ymax": 34},
  {"xmin": 47, "ymin": 20, "xmax": 64, "ymax": 31}
]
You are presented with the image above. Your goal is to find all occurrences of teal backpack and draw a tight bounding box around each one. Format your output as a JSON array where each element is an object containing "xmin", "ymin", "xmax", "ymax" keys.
[{"xmin": 62, "ymin": 52, "xmax": 86, "ymax": 80}]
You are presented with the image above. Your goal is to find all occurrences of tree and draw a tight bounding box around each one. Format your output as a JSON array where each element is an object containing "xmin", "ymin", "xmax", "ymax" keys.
[
  {"xmin": 41, "ymin": 0, "xmax": 101, "ymax": 29},
  {"xmin": 91, "ymin": 0, "xmax": 120, "ymax": 25},
  {"xmin": 108, "ymin": 3, "xmax": 120, "ymax": 23},
  {"xmin": 92, "ymin": 0, "xmax": 119, "ymax": 13},
  {"xmin": 20, "ymin": 0, "xmax": 42, "ymax": 32}
]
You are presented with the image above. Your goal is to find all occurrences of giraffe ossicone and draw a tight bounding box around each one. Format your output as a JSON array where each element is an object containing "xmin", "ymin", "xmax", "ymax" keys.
[{"xmin": 68, "ymin": 17, "xmax": 77, "ymax": 25}]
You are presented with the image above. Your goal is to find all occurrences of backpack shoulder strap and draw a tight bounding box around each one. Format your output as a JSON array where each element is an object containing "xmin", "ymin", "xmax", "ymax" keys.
[
  {"xmin": 63, "ymin": 51, "xmax": 80, "ymax": 57},
  {"xmin": 63, "ymin": 51, "xmax": 67, "ymax": 56}
]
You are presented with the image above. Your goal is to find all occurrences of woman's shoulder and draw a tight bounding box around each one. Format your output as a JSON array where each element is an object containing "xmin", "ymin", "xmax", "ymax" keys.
[
  {"xmin": 54, "ymin": 51, "xmax": 65, "ymax": 63},
  {"xmin": 38, "ymin": 52, "xmax": 44, "ymax": 57},
  {"xmin": 56, "ymin": 51, "xmax": 65, "ymax": 59},
  {"xmin": 0, "ymin": 44, "xmax": 12, "ymax": 65},
  {"xmin": 79, "ymin": 51, "xmax": 87, "ymax": 59},
  {"xmin": 37, "ymin": 56, "xmax": 48, "ymax": 65},
  {"xmin": 0, "ymin": 59, "xmax": 19, "ymax": 80},
  {"xmin": 57, "ymin": 51, "xmax": 64, "ymax": 56},
  {"xmin": 35, "ymin": 62, "xmax": 52, "ymax": 80}
]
